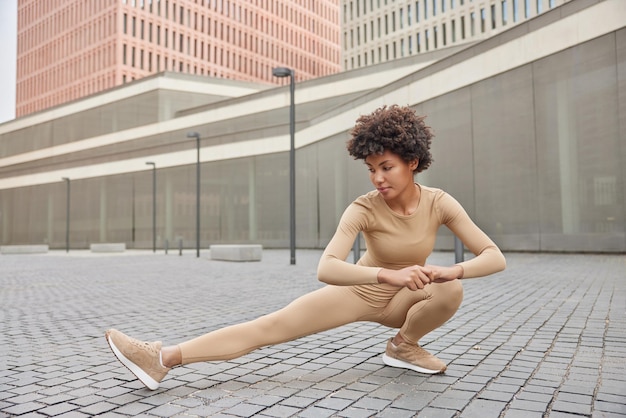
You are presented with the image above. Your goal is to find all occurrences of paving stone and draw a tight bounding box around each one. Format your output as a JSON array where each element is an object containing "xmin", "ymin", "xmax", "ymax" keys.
[
  {"xmin": 335, "ymin": 407, "xmax": 378, "ymax": 418},
  {"xmin": 459, "ymin": 399, "xmax": 506, "ymax": 418},
  {"xmin": 297, "ymin": 405, "xmax": 336, "ymax": 418},
  {"xmin": 375, "ymin": 407, "xmax": 416, "ymax": 417},
  {"xmin": 2, "ymin": 401, "xmax": 46, "ymax": 415},
  {"xmin": 223, "ymin": 402, "xmax": 268, "ymax": 416},
  {"xmin": 551, "ymin": 399, "xmax": 592, "ymax": 415},
  {"xmin": 502, "ymin": 408, "xmax": 544, "ymax": 418},
  {"xmin": 416, "ymin": 407, "xmax": 457, "ymax": 417},
  {"xmin": 77, "ymin": 401, "xmax": 119, "ymax": 415}
]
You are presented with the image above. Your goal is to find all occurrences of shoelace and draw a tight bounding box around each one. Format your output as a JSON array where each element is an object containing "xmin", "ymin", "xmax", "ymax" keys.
[{"xmin": 129, "ymin": 338, "xmax": 158, "ymax": 354}]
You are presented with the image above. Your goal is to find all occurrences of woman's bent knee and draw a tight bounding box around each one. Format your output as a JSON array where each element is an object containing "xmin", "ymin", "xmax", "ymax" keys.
[{"xmin": 435, "ymin": 279, "xmax": 464, "ymax": 313}]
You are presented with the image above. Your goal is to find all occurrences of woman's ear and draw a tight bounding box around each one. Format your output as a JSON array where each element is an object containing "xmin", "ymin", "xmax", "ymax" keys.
[{"xmin": 410, "ymin": 159, "xmax": 419, "ymax": 171}]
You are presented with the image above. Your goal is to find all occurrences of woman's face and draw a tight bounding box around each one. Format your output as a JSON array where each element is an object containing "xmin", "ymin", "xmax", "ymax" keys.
[{"xmin": 365, "ymin": 150, "xmax": 417, "ymax": 201}]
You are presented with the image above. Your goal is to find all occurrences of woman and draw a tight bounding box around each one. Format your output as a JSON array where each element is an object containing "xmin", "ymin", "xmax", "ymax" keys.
[{"xmin": 106, "ymin": 105, "xmax": 506, "ymax": 390}]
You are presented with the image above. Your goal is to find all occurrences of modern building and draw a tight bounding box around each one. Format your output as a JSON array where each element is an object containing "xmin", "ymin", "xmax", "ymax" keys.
[
  {"xmin": 1, "ymin": 0, "xmax": 624, "ymax": 253},
  {"xmin": 341, "ymin": 0, "xmax": 573, "ymax": 70},
  {"xmin": 16, "ymin": 0, "xmax": 341, "ymax": 117}
]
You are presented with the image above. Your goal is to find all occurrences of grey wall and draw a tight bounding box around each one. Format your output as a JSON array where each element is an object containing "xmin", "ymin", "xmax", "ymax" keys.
[{"xmin": 1, "ymin": 30, "xmax": 625, "ymax": 252}]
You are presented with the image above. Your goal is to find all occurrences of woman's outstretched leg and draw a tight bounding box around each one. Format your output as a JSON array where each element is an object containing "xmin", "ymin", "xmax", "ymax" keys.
[
  {"xmin": 178, "ymin": 285, "xmax": 368, "ymax": 364},
  {"xmin": 106, "ymin": 285, "xmax": 371, "ymax": 390}
]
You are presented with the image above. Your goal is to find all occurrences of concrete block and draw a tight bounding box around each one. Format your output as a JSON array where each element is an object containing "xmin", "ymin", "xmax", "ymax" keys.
[
  {"xmin": 210, "ymin": 244, "xmax": 262, "ymax": 261},
  {"xmin": 0, "ymin": 245, "xmax": 49, "ymax": 254},
  {"xmin": 90, "ymin": 243, "xmax": 126, "ymax": 253}
]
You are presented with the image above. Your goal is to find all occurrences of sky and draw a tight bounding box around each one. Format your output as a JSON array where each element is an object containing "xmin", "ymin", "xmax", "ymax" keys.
[{"xmin": 0, "ymin": 0, "xmax": 17, "ymax": 124}]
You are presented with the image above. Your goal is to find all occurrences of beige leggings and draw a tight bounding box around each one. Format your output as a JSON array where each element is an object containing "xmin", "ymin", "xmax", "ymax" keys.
[{"xmin": 179, "ymin": 279, "xmax": 463, "ymax": 364}]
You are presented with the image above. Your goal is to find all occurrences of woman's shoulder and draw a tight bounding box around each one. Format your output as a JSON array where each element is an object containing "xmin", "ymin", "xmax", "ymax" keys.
[
  {"xmin": 418, "ymin": 184, "xmax": 448, "ymax": 201},
  {"xmin": 418, "ymin": 185, "xmax": 461, "ymax": 210},
  {"xmin": 353, "ymin": 190, "xmax": 380, "ymax": 207}
]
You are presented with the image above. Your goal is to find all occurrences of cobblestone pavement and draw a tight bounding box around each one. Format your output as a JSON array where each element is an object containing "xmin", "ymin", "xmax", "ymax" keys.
[{"xmin": 1, "ymin": 249, "xmax": 625, "ymax": 418}]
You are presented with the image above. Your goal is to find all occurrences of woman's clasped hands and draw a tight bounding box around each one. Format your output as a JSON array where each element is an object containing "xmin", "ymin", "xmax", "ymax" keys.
[{"xmin": 377, "ymin": 264, "xmax": 463, "ymax": 290}]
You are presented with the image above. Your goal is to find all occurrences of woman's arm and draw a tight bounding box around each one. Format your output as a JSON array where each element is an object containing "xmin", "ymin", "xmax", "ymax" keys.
[
  {"xmin": 317, "ymin": 203, "xmax": 382, "ymax": 286},
  {"xmin": 437, "ymin": 192, "xmax": 506, "ymax": 279}
]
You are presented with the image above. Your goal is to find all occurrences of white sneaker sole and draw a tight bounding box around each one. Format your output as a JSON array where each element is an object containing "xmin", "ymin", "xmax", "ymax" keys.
[
  {"xmin": 106, "ymin": 334, "xmax": 160, "ymax": 390},
  {"xmin": 381, "ymin": 353, "xmax": 446, "ymax": 374}
]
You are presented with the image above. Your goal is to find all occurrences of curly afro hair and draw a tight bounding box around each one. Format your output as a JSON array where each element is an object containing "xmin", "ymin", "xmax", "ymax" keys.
[{"xmin": 347, "ymin": 105, "xmax": 433, "ymax": 173}]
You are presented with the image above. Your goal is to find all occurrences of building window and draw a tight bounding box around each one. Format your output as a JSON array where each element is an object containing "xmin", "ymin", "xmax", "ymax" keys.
[
  {"xmin": 491, "ymin": 4, "xmax": 496, "ymax": 29},
  {"xmin": 460, "ymin": 15, "xmax": 468, "ymax": 40},
  {"xmin": 451, "ymin": 19, "xmax": 456, "ymax": 43},
  {"xmin": 481, "ymin": 8, "xmax": 486, "ymax": 33},
  {"xmin": 502, "ymin": 1, "xmax": 508, "ymax": 25}
]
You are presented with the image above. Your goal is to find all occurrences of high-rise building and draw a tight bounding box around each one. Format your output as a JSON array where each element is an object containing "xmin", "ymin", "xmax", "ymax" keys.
[
  {"xmin": 341, "ymin": 0, "xmax": 573, "ymax": 70},
  {"xmin": 16, "ymin": 0, "xmax": 341, "ymax": 117}
]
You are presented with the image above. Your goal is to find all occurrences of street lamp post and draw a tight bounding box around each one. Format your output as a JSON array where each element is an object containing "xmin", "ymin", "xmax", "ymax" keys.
[
  {"xmin": 187, "ymin": 132, "xmax": 201, "ymax": 258},
  {"xmin": 272, "ymin": 67, "xmax": 296, "ymax": 265},
  {"xmin": 145, "ymin": 162, "xmax": 156, "ymax": 252},
  {"xmin": 62, "ymin": 177, "xmax": 70, "ymax": 252}
]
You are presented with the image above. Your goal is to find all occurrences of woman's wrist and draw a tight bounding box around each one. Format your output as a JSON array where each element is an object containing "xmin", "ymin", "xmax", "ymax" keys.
[
  {"xmin": 376, "ymin": 268, "xmax": 388, "ymax": 284},
  {"xmin": 454, "ymin": 264, "xmax": 464, "ymax": 279}
]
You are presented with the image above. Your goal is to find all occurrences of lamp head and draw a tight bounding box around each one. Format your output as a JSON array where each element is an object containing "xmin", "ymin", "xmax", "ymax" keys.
[
  {"xmin": 187, "ymin": 131, "xmax": 200, "ymax": 139},
  {"xmin": 272, "ymin": 67, "xmax": 292, "ymax": 78}
]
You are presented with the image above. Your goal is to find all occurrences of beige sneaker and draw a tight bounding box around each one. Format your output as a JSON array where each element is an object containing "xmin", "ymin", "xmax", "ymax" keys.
[
  {"xmin": 105, "ymin": 329, "xmax": 170, "ymax": 390},
  {"xmin": 382, "ymin": 338, "xmax": 447, "ymax": 374}
]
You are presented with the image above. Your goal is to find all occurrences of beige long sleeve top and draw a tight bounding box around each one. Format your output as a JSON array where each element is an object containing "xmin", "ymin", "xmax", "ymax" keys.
[{"xmin": 317, "ymin": 185, "xmax": 506, "ymax": 286}]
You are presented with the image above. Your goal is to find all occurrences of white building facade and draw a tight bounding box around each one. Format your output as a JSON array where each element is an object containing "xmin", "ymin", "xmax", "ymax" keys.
[{"xmin": 341, "ymin": 0, "xmax": 572, "ymax": 69}]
